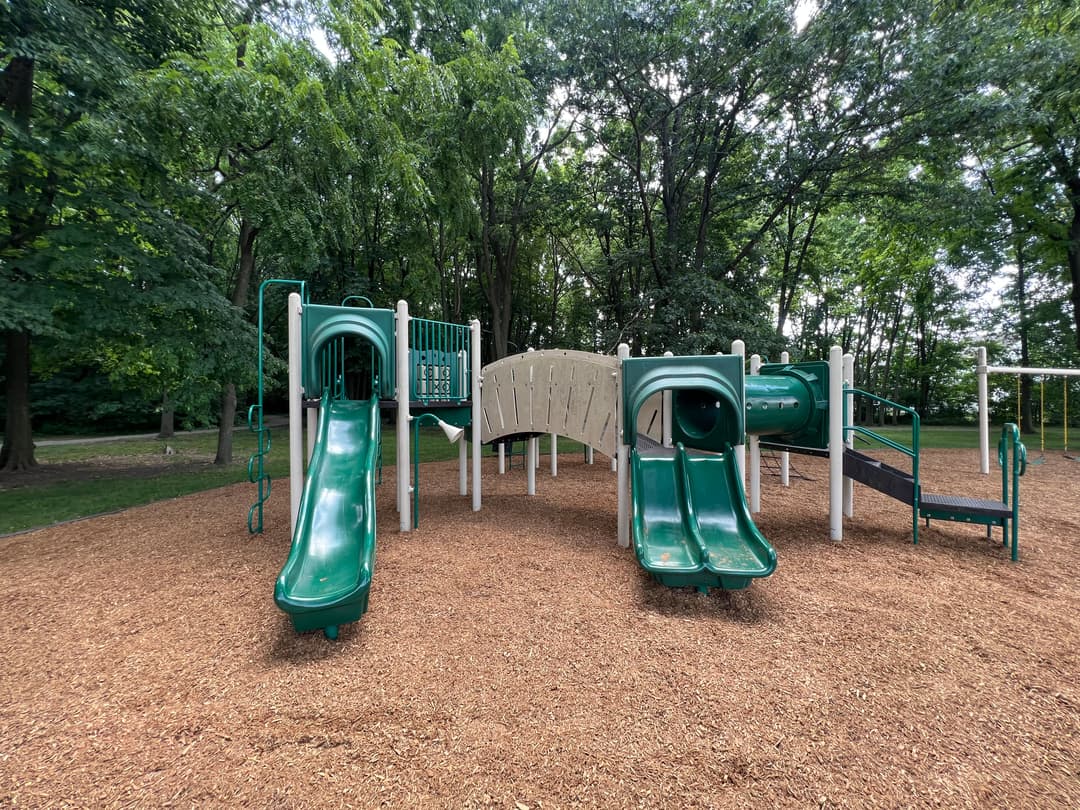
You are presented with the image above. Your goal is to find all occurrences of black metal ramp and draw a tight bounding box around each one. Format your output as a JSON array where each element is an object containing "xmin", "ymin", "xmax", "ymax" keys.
[{"xmin": 843, "ymin": 448, "xmax": 916, "ymax": 505}]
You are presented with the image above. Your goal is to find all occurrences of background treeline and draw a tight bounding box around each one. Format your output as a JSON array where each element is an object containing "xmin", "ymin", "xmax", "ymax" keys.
[{"xmin": 3, "ymin": 0, "xmax": 1079, "ymax": 470}]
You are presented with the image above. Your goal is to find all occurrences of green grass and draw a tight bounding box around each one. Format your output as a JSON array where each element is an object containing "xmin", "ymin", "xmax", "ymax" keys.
[
  {"xmin": 0, "ymin": 463, "xmax": 286, "ymax": 535},
  {"xmin": 0, "ymin": 422, "xmax": 587, "ymax": 536},
  {"xmin": 853, "ymin": 423, "xmax": 1073, "ymax": 451},
  {"xmin": 19, "ymin": 417, "xmax": 1040, "ymax": 537}
]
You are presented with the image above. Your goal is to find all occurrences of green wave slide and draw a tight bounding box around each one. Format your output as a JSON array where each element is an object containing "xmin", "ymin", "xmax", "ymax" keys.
[
  {"xmin": 631, "ymin": 443, "xmax": 777, "ymax": 592},
  {"xmin": 275, "ymin": 395, "xmax": 379, "ymax": 639}
]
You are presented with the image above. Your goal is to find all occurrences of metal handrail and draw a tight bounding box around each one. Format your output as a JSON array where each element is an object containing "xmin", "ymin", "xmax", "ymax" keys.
[
  {"xmin": 341, "ymin": 295, "xmax": 375, "ymax": 308},
  {"xmin": 843, "ymin": 386, "xmax": 921, "ymax": 544},
  {"xmin": 247, "ymin": 278, "xmax": 307, "ymax": 534}
]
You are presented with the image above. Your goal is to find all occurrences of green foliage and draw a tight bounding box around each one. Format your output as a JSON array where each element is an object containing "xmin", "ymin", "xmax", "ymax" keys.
[{"xmin": 4, "ymin": 0, "xmax": 1080, "ymax": 443}]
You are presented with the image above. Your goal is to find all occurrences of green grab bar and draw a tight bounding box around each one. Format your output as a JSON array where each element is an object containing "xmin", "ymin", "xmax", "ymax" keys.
[
  {"xmin": 843, "ymin": 386, "xmax": 921, "ymax": 545},
  {"xmin": 247, "ymin": 278, "xmax": 307, "ymax": 534}
]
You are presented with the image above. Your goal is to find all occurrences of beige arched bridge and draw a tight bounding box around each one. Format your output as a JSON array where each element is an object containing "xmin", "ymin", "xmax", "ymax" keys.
[{"xmin": 479, "ymin": 349, "xmax": 665, "ymax": 455}]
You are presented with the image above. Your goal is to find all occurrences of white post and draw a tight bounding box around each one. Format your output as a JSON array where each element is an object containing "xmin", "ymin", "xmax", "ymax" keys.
[
  {"xmin": 662, "ymin": 350, "xmax": 673, "ymax": 447},
  {"xmin": 731, "ymin": 339, "xmax": 746, "ymax": 483},
  {"xmin": 843, "ymin": 353, "xmax": 855, "ymax": 518},
  {"xmin": 395, "ymin": 300, "xmax": 411, "ymax": 532},
  {"xmin": 471, "ymin": 319, "xmax": 482, "ymax": 510},
  {"xmin": 617, "ymin": 342, "xmax": 631, "ymax": 548},
  {"xmin": 287, "ymin": 293, "xmax": 304, "ymax": 534},
  {"xmin": 306, "ymin": 403, "xmax": 317, "ymax": 467},
  {"xmin": 829, "ymin": 346, "xmax": 844, "ymax": 541},
  {"xmin": 779, "ymin": 351, "xmax": 790, "ymax": 487},
  {"xmin": 527, "ymin": 437, "xmax": 537, "ymax": 495},
  {"xmin": 498, "ymin": 444, "xmax": 505, "ymax": 474},
  {"xmin": 977, "ymin": 346, "xmax": 990, "ymax": 475},
  {"xmin": 586, "ymin": 446, "xmax": 594, "ymax": 464},
  {"xmin": 550, "ymin": 433, "xmax": 558, "ymax": 476},
  {"xmin": 749, "ymin": 353, "xmax": 761, "ymax": 514}
]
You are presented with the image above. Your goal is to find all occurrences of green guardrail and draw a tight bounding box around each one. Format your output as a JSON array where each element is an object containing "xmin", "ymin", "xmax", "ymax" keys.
[
  {"xmin": 844, "ymin": 387, "xmax": 922, "ymax": 544},
  {"xmin": 248, "ymin": 278, "xmax": 307, "ymax": 535},
  {"xmin": 409, "ymin": 318, "xmax": 471, "ymax": 404},
  {"xmin": 998, "ymin": 423, "xmax": 1027, "ymax": 561}
]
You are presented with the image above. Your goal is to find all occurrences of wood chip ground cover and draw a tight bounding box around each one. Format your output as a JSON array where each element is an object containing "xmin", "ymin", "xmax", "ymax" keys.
[{"xmin": 1, "ymin": 449, "xmax": 1077, "ymax": 807}]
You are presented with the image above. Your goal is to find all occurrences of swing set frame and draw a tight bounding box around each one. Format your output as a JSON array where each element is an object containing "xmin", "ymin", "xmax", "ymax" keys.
[{"xmin": 976, "ymin": 346, "xmax": 1080, "ymax": 474}]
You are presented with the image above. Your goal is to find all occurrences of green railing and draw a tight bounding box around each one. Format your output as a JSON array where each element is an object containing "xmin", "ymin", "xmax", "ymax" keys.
[
  {"xmin": 998, "ymin": 423, "xmax": 1027, "ymax": 561},
  {"xmin": 248, "ymin": 278, "xmax": 307, "ymax": 534},
  {"xmin": 409, "ymin": 317, "xmax": 471, "ymax": 404},
  {"xmin": 843, "ymin": 387, "xmax": 922, "ymax": 544}
]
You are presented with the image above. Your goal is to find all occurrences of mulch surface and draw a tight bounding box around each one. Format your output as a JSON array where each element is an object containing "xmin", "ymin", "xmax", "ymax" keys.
[{"xmin": 1, "ymin": 449, "xmax": 1077, "ymax": 808}]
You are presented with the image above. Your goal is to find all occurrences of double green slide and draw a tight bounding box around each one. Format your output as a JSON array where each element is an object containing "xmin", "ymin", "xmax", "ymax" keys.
[
  {"xmin": 275, "ymin": 395, "xmax": 379, "ymax": 639},
  {"xmin": 631, "ymin": 444, "xmax": 777, "ymax": 592}
]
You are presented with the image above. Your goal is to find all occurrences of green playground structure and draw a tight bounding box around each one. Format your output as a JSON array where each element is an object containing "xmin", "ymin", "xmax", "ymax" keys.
[
  {"xmin": 620, "ymin": 352, "xmax": 827, "ymax": 592},
  {"xmin": 248, "ymin": 287, "xmax": 481, "ymax": 638},
  {"xmin": 248, "ymin": 297, "xmax": 1027, "ymax": 636}
]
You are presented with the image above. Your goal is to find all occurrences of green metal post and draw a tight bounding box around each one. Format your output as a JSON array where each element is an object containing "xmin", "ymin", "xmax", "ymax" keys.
[
  {"xmin": 411, "ymin": 412, "xmax": 444, "ymax": 529},
  {"xmin": 998, "ymin": 423, "xmax": 1026, "ymax": 561},
  {"xmin": 912, "ymin": 411, "xmax": 920, "ymax": 546},
  {"xmin": 247, "ymin": 278, "xmax": 307, "ymax": 534}
]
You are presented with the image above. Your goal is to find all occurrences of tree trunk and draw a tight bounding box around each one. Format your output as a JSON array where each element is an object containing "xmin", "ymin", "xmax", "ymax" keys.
[
  {"xmin": 476, "ymin": 163, "xmax": 515, "ymax": 359},
  {"xmin": 1, "ymin": 56, "xmax": 39, "ymax": 472},
  {"xmin": 1, "ymin": 330, "xmax": 36, "ymax": 471},
  {"xmin": 158, "ymin": 389, "xmax": 175, "ymax": 439},
  {"xmin": 215, "ymin": 382, "xmax": 237, "ymax": 464},
  {"xmin": 214, "ymin": 218, "xmax": 258, "ymax": 464}
]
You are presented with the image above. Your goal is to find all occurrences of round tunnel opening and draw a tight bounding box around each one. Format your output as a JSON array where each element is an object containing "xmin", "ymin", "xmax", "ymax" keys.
[{"xmin": 672, "ymin": 388, "xmax": 719, "ymax": 439}]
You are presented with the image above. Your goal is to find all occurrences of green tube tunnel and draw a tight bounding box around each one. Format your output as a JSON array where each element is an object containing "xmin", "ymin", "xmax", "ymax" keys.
[
  {"xmin": 750, "ymin": 360, "xmax": 830, "ymax": 449},
  {"xmin": 623, "ymin": 356, "xmax": 830, "ymax": 452}
]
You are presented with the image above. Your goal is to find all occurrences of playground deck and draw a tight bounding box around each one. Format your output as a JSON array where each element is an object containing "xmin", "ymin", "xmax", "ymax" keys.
[{"xmin": 1, "ymin": 449, "xmax": 1077, "ymax": 807}]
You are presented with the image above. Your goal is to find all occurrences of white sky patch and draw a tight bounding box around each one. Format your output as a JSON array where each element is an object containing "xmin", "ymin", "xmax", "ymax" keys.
[
  {"xmin": 793, "ymin": 0, "xmax": 819, "ymax": 33},
  {"xmin": 310, "ymin": 26, "xmax": 337, "ymax": 63}
]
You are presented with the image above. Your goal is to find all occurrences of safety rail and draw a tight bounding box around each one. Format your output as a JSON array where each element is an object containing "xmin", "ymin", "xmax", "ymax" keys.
[
  {"xmin": 320, "ymin": 337, "xmax": 347, "ymax": 400},
  {"xmin": 409, "ymin": 317, "xmax": 471, "ymax": 404},
  {"xmin": 844, "ymin": 387, "xmax": 922, "ymax": 544},
  {"xmin": 248, "ymin": 278, "xmax": 307, "ymax": 534}
]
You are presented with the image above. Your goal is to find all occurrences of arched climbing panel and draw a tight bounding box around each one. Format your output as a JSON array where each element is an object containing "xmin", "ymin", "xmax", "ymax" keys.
[{"xmin": 480, "ymin": 350, "xmax": 619, "ymax": 456}]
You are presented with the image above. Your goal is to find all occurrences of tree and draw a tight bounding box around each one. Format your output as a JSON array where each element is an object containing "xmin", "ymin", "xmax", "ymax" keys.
[
  {"xmin": 977, "ymin": 1, "xmax": 1080, "ymax": 350},
  {"xmin": 1, "ymin": 0, "xmax": 213, "ymax": 471},
  {"xmin": 141, "ymin": 13, "xmax": 346, "ymax": 462}
]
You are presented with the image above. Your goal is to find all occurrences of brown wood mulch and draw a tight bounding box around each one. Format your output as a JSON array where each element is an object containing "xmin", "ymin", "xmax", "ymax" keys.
[{"xmin": 1, "ymin": 448, "xmax": 1077, "ymax": 808}]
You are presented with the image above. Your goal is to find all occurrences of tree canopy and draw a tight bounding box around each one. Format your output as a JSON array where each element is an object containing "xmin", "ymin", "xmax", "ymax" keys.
[{"xmin": 3, "ymin": 0, "xmax": 1079, "ymax": 468}]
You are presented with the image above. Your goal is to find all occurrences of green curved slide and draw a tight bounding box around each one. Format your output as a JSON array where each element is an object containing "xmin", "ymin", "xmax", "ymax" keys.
[
  {"xmin": 631, "ymin": 443, "xmax": 777, "ymax": 592},
  {"xmin": 275, "ymin": 395, "xmax": 379, "ymax": 638}
]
